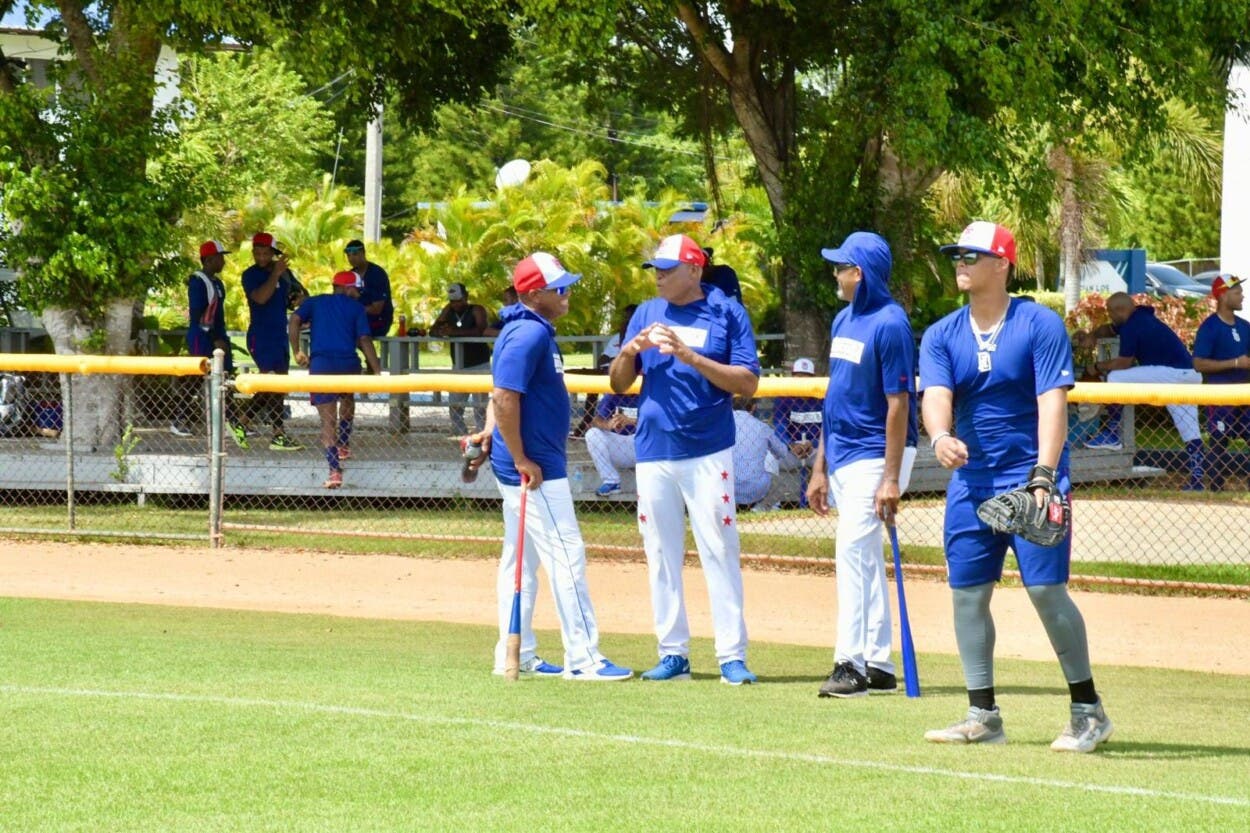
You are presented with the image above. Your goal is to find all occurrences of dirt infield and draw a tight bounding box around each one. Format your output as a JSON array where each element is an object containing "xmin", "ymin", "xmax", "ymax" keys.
[{"xmin": 2, "ymin": 540, "xmax": 1247, "ymax": 675}]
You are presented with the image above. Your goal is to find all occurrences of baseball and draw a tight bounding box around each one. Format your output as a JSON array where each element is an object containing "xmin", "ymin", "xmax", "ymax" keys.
[{"xmin": 648, "ymin": 329, "xmax": 665, "ymax": 344}]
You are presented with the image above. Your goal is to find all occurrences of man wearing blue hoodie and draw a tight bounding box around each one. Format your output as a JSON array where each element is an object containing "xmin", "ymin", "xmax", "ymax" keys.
[
  {"xmin": 806, "ymin": 232, "xmax": 919, "ymax": 698},
  {"xmin": 472, "ymin": 252, "xmax": 632, "ymax": 683}
]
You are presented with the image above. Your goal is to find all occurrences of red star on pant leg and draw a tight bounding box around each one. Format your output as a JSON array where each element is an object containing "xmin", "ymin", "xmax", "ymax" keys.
[
  {"xmin": 722, "ymin": 515, "xmax": 733, "ymax": 527},
  {"xmin": 722, "ymin": 493, "xmax": 730, "ymax": 503},
  {"xmin": 639, "ymin": 513, "xmax": 647, "ymax": 524},
  {"xmin": 720, "ymin": 470, "xmax": 729, "ymax": 481}
]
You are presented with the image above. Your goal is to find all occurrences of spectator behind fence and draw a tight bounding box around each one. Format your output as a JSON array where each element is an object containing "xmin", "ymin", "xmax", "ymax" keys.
[
  {"xmin": 289, "ymin": 271, "xmax": 382, "ymax": 489},
  {"xmin": 609, "ymin": 233, "xmax": 761, "ymax": 686},
  {"xmin": 584, "ymin": 392, "xmax": 640, "ymax": 497},
  {"xmin": 430, "ymin": 282, "xmax": 490, "ymax": 435},
  {"xmin": 572, "ymin": 303, "xmax": 640, "ymax": 439},
  {"xmin": 344, "ymin": 239, "xmax": 394, "ymax": 338},
  {"xmin": 242, "ymin": 232, "xmax": 305, "ymax": 452},
  {"xmin": 175, "ymin": 241, "xmax": 247, "ymax": 446},
  {"xmin": 1066, "ymin": 330, "xmax": 1103, "ymax": 446},
  {"xmin": 1191, "ymin": 276, "xmax": 1250, "ymax": 491},
  {"xmin": 732, "ymin": 396, "xmax": 790, "ymax": 508},
  {"xmin": 702, "ymin": 247, "xmax": 743, "ymax": 304},
  {"xmin": 771, "ymin": 356, "xmax": 824, "ymax": 506},
  {"xmin": 1085, "ymin": 292, "xmax": 1204, "ymax": 491}
]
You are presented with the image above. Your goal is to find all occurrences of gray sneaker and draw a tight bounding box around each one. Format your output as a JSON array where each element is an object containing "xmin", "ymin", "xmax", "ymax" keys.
[
  {"xmin": 818, "ymin": 662, "xmax": 868, "ymax": 698},
  {"xmin": 1051, "ymin": 701, "xmax": 1114, "ymax": 753},
  {"xmin": 924, "ymin": 706, "xmax": 1007, "ymax": 744}
]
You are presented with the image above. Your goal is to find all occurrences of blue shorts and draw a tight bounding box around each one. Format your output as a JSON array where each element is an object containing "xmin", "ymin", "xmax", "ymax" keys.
[
  {"xmin": 1206, "ymin": 405, "xmax": 1250, "ymax": 440},
  {"xmin": 309, "ymin": 361, "xmax": 359, "ymax": 407},
  {"xmin": 943, "ymin": 473, "xmax": 1072, "ymax": 588}
]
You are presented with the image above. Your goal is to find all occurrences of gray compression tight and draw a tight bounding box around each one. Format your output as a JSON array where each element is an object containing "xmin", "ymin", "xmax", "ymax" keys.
[
  {"xmin": 952, "ymin": 582, "xmax": 996, "ymax": 690},
  {"xmin": 1025, "ymin": 582, "xmax": 1093, "ymax": 684}
]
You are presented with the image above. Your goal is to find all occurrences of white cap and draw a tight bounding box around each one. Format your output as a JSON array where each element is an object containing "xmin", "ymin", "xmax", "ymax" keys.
[{"xmin": 793, "ymin": 357, "xmax": 816, "ymax": 375}]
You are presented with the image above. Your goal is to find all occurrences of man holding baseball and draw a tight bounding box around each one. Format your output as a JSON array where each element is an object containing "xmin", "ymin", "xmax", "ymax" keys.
[
  {"xmin": 806, "ymin": 231, "xmax": 918, "ymax": 698},
  {"xmin": 1191, "ymin": 275, "xmax": 1250, "ymax": 491},
  {"xmin": 243, "ymin": 232, "xmax": 306, "ymax": 452},
  {"xmin": 609, "ymin": 233, "xmax": 761, "ymax": 685},
  {"xmin": 473, "ymin": 252, "xmax": 632, "ymax": 681},
  {"xmin": 919, "ymin": 221, "xmax": 1111, "ymax": 752},
  {"xmin": 288, "ymin": 271, "xmax": 381, "ymax": 489}
]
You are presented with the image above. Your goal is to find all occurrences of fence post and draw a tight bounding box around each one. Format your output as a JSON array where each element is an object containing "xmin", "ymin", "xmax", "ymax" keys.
[
  {"xmin": 209, "ymin": 350, "xmax": 225, "ymax": 548},
  {"xmin": 63, "ymin": 372, "xmax": 76, "ymax": 530}
]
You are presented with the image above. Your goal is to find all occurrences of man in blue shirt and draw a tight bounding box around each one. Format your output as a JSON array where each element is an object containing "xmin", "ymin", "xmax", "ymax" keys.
[
  {"xmin": 470, "ymin": 252, "xmax": 631, "ymax": 682},
  {"xmin": 806, "ymin": 231, "xmax": 918, "ymax": 699},
  {"xmin": 289, "ymin": 271, "xmax": 381, "ymax": 489},
  {"xmin": 1192, "ymin": 276, "xmax": 1250, "ymax": 491},
  {"xmin": 609, "ymin": 233, "xmax": 762, "ymax": 686},
  {"xmin": 242, "ymin": 232, "xmax": 305, "ymax": 451},
  {"xmin": 920, "ymin": 221, "xmax": 1111, "ymax": 753},
  {"xmin": 584, "ymin": 391, "xmax": 640, "ymax": 497},
  {"xmin": 344, "ymin": 239, "xmax": 394, "ymax": 338},
  {"xmin": 1086, "ymin": 292, "xmax": 1204, "ymax": 490}
]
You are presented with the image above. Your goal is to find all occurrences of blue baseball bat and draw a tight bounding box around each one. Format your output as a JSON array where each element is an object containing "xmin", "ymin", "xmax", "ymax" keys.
[{"xmin": 887, "ymin": 521, "xmax": 921, "ymax": 698}]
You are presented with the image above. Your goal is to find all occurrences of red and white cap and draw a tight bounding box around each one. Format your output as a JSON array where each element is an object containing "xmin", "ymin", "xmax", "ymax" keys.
[
  {"xmin": 939, "ymin": 221, "xmax": 1017, "ymax": 265},
  {"xmin": 512, "ymin": 252, "xmax": 582, "ymax": 293},
  {"xmin": 332, "ymin": 270, "xmax": 360, "ymax": 287},
  {"xmin": 199, "ymin": 240, "xmax": 230, "ymax": 259},
  {"xmin": 642, "ymin": 234, "xmax": 708, "ymax": 270},
  {"xmin": 251, "ymin": 232, "xmax": 283, "ymax": 254},
  {"xmin": 1211, "ymin": 274, "xmax": 1244, "ymax": 300}
]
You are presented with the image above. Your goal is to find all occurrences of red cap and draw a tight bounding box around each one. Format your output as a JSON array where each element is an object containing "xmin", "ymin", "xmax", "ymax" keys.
[
  {"xmin": 251, "ymin": 232, "xmax": 282, "ymax": 253},
  {"xmin": 1211, "ymin": 275, "xmax": 1244, "ymax": 300},
  {"xmin": 642, "ymin": 234, "xmax": 708, "ymax": 270},
  {"xmin": 332, "ymin": 270, "xmax": 359, "ymax": 287},
  {"xmin": 512, "ymin": 252, "xmax": 582, "ymax": 293},
  {"xmin": 939, "ymin": 221, "xmax": 1017, "ymax": 265},
  {"xmin": 199, "ymin": 240, "xmax": 230, "ymax": 259}
]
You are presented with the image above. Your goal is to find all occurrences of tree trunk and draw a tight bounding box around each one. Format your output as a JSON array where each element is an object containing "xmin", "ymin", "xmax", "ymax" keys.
[
  {"xmin": 41, "ymin": 298, "xmax": 139, "ymax": 450},
  {"xmin": 1052, "ymin": 145, "xmax": 1084, "ymax": 312}
]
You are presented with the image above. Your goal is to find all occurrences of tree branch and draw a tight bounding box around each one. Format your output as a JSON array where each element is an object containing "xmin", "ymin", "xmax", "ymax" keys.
[
  {"xmin": 675, "ymin": 1, "xmax": 733, "ymax": 83},
  {"xmin": 57, "ymin": 0, "xmax": 101, "ymax": 85}
]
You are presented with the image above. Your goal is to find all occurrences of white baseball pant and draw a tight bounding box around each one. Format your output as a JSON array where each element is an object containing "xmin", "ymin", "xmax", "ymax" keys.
[
  {"xmin": 827, "ymin": 447, "xmax": 917, "ymax": 675},
  {"xmin": 493, "ymin": 477, "xmax": 607, "ymax": 674},
  {"xmin": 636, "ymin": 447, "xmax": 748, "ymax": 664},
  {"xmin": 1105, "ymin": 365, "xmax": 1201, "ymax": 442},
  {"xmin": 585, "ymin": 427, "xmax": 636, "ymax": 484}
]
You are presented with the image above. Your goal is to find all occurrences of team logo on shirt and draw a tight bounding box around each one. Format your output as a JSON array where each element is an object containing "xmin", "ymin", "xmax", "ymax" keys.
[
  {"xmin": 552, "ymin": 353, "xmax": 564, "ymax": 373},
  {"xmin": 829, "ymin": 336, "xmax": 865, "ymax": 364}
]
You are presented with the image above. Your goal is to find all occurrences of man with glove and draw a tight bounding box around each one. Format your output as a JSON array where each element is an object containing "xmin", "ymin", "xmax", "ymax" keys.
[{"xmin": 918, "ymin": 221, "xmax": 1112, "ymax": 753}]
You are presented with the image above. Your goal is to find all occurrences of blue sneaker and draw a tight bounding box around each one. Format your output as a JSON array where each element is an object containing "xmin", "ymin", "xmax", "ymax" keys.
[
  {"xmin": 640, "ymin": 655, "xmax": 691, "ymax": 681},
  {"xmin": 719, "ymin": 660, "xmax": 758, "ymax": 686},
  {"xmin": 492, "ymin": 656, "xmax": 564, "ymax": 678},
  {"xmin": 564, "ymin": 658, "xmax": 633, "ymax": 682},
  {"xmin": 595, "ymin": 481, "xmax": 621, "ymax": 497},
  {"xmin": 1083, "ymin": 432, "xmax": 1123, "ymax": 450}
]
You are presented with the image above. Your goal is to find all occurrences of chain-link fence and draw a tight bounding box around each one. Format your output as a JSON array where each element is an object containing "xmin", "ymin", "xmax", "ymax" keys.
[{"xmin": 1, "ymin": 351, "xmax": 1247, "ymax": 591}]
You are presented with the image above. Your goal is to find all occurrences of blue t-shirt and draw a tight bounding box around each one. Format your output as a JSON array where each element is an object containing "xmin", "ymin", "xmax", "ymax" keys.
[
  {"xmin": 186, "ymin": 270, "xmax": 233, "ymax": 373},
  {"xmin": 295, "ymin": 294, "xmax": 370, "ymax": 374},
  {"xmin": 823, "ymin": 303, "xmax": 918, "ymax": 472},
  {"xmin": 242, "ymin": 264, "xmax": 296, "ymax": 370},
  {"xmin": 772, "ymin": 395, "xmax": 824, "ymax": 444},
  {"xmin": 489, "ymin": 305, "xmax": 571, "ymax": 486},
  {"xmin": 919, "ymin": 298, "xmax": 1074, "ymax": 487},
  {"xmin": 625, "ymin": 285, "xmax": 761, "ymax": 462},
  {"xmin": 356, "ymin": 262, "xmax": 394, "ymax": 336},
  {"xmin": 1115, "ymin": 306, "xmax": 1193, "ymax": 369},
  {"xmin": 1192, "ymin": 313, "xmax": 1250, "ymax": 384},
  {"xmin": 594, "ymin": 392, "xmax": 641, "ymax": 436}
]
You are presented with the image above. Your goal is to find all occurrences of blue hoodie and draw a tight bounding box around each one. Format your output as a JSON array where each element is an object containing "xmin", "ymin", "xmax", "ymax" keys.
[
  {"xmin": 489, "ymin": 302, "xmax": 570, "ymax": 486},
  {"xmin": 821, "ymin": 232, "xmax": 919, "ymax": 472}
]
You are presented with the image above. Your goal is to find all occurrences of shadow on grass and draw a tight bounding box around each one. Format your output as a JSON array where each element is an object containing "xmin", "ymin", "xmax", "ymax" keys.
[{"xmin": 1099, "ymin": 741, "xmax": 1250, "ymax": 760}]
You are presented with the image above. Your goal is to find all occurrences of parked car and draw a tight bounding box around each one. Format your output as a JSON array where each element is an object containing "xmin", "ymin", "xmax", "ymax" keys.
[
  {"xmin": 1144, "ymin": 263, "xmax": 1209, "ymax": 298},
  {"xmin": 1191, "ymin": 270, "xmax": 1223, "ymax": 288}
]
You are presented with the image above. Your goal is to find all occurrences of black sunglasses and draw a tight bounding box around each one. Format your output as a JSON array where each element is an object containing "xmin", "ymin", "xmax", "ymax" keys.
[
  {"xmin": 830, "ymin": 262, "xmax": 858, "ymax": 273},
  {"xmin": 950, "ymin": 251, "xmax": 997, "ymax": 265}
]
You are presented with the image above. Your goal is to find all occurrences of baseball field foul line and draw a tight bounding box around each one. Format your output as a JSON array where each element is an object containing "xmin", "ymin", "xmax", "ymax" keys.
[{"xmin": 5, "ymin": 684, "xmax": 1247, "ymax": 808}]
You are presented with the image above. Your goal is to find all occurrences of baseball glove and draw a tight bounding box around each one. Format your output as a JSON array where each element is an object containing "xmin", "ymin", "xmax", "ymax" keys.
[{"xmin": 976, "ymin": 465, "xmax": 1070, "ymax": 547}]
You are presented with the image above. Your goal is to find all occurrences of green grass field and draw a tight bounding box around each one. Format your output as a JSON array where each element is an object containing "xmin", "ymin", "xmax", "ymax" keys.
[{"xmin": 2, "ymin": 597, "xmax": 1247, "ymax": 831}]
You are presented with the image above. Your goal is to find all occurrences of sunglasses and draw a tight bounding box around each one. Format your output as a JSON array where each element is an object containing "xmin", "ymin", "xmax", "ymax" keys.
[
  {"xmin": 547, "ymin": 285, "xmax": 569, "ymax": 296},
  {"xmin": 830, "ymin": 262, "xmax": 858, "ymax": 273},
  {"xmin": 950, "ymin": 251, "xmax": 996, "ymax": 265}
]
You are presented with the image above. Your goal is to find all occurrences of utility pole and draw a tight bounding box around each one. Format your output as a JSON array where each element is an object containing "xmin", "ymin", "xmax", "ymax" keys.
[
  {"xmin": 364, "ymin": 104, "xmax": 383, "ymax": 243},
  {"xmin": 1222, "ymin": 61, "xmax": 1250, "ymax": 321}
]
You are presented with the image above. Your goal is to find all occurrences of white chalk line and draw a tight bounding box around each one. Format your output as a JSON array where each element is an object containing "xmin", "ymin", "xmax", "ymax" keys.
[{"xmin": 3, "ymin": 684, "xmax": 1247, "ymax": 808}]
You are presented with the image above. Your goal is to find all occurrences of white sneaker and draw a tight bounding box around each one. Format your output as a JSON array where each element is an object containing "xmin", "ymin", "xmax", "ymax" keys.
[
  {"xmin": 492, "ymin": 657, "xmax": 564, "ymax": 677},
  {"xmin": 1051, "ymin": 701, "xmax": 1114, "ymax": 753},
  {"xmin": 924, "ymin": 706, "xmax": 1007, "ymax": 744},
  {"xmin": 563, "ymin": 658, "xmax": 633, "ymax": 682}
]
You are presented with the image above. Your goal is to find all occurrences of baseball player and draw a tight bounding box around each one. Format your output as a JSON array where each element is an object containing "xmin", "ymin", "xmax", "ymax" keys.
[
  {"xmin": 1085, "ymin": 292, "xmax": 1204, "ymax": 489},
  {"xmin": 178, "ymin": 240, "xmax": 247, "ymax": 446},
  {"xmin": 806, "ymin": 231, "xmax": 918, "ymax": 698},
  {"xmin": 920, "ymin": 221, "xmax": 1112, "ymax": 752},
  {"xmin": 1191, "ymin": 276, "xmax": 1250, "ymax": 491},
  {"xmin": 344, "ymin": 239, "xmax": 394, "ymax": 338},
  {"xmin": 242, "ymin": 232, "xmax": 305, "ymax": 451},
  {"xmin": 584, "ymin": 392, "xmax": 640, "ymax": 496},
  {"xmin": 289, "ymin": 271, "xmax": 381, "ymax": 489},
  {"xmin": 473, "ymin": 252, "xmax": 631, "ymax": 681},
  {"xmin": 608, "ymin": 233, "xmax": 761, "ymax": 685}
]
